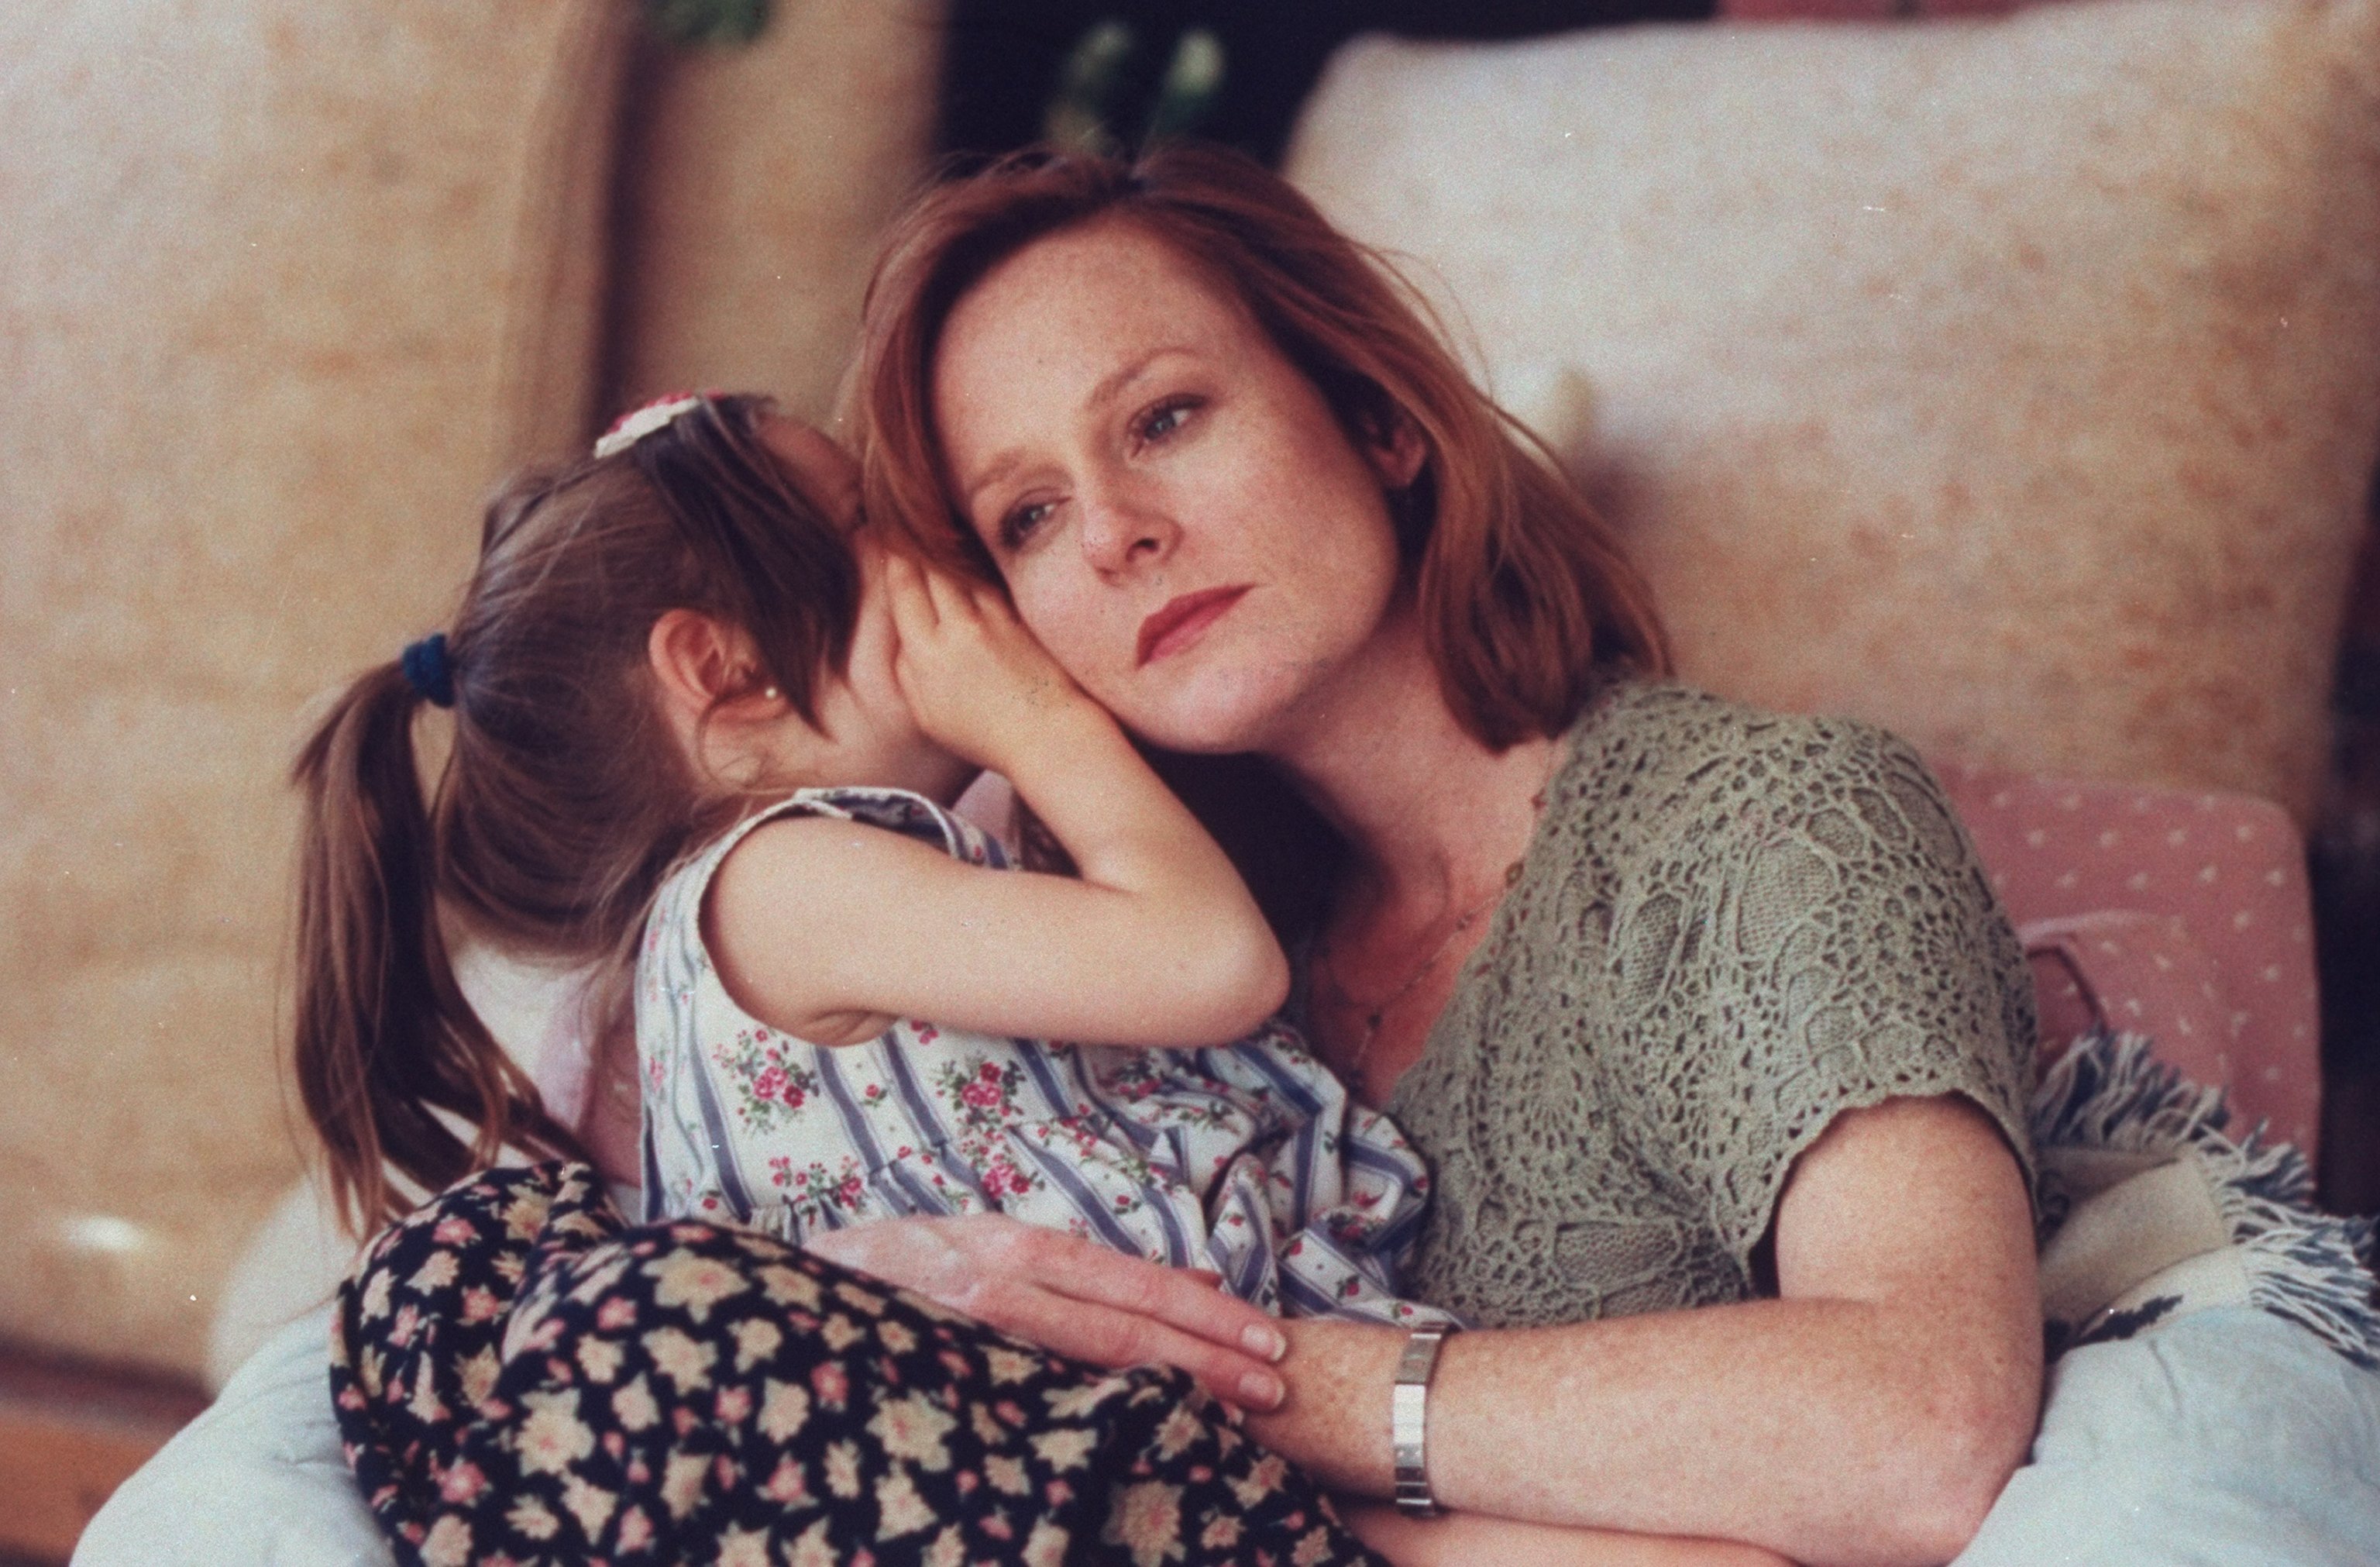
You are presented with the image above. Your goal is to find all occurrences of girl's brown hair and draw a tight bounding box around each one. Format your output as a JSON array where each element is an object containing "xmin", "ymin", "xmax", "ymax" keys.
[
  {"xmin": 852, "ymin": 141, "xmax": 1670, "ymax": 756},
  {"xmin": 291, "ymin": 395, "xmax": 859, "ymax": 1234}
]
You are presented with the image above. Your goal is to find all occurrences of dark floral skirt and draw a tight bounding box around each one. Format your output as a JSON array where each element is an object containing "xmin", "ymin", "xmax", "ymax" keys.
[{"xmin": 331, "ymin": 1162, "xmax": 1385, "ymax": 1565}]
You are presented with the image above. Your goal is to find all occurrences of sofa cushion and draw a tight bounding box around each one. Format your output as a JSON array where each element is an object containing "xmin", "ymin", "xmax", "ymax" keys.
[
  {"xmin": 1935, "ymin": 762, "xmax": 2323, "ymax": 1152},
  {"xmin": 1284, "ymin": 0, "xmax": 2380, "ymax": 822},
  {"xmin": 0, "ymin": 0, "xmax": 628, "ymax": 1379}
]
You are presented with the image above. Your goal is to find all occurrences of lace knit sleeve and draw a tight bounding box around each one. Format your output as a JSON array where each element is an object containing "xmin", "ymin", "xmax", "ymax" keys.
[{"xmin": 1632, "ymin": 712, "xmax": 2038, "ymax": 1271}]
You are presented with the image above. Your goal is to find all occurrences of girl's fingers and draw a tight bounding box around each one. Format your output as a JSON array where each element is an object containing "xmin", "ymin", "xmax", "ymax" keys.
[
  {"xmin": 883, "ymin": 550, "xmax": 938, "ymax": 635},
  {"xmin": 919, "ymin": 560, "xmax": 978, "ymax": 628}
]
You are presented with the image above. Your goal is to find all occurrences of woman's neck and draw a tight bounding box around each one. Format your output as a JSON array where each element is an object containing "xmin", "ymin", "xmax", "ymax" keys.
[{"xmin": 1261, "ymin": 605, "xmax": 1558, "ymax": 925}]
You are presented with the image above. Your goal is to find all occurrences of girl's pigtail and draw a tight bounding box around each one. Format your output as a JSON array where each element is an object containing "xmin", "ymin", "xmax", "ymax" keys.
[{"xmin": 291, "ymin": 662, "xmax": 582, "ymax": 1235}]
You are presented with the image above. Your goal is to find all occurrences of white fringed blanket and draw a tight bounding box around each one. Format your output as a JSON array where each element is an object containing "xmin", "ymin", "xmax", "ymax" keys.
[{"xmin": 2033, "ymin": 1031, "xmax": 2380, "ymax": 1366}]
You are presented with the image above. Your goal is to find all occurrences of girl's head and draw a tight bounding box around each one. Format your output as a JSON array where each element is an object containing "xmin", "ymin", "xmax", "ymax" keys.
[
  {"xmin": 854, "ymin": 141, "xmax": 1668, "ymax": 758},
  {"xmin": 293, "ymin": 397, "xmax": 906, "ymax": 1232}
]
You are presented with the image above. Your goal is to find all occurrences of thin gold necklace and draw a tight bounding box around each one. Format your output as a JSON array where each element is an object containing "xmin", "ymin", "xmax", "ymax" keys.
[{"xmin": 1319, "ymin": 855, "xmax": 1525, "ymax": 1080}]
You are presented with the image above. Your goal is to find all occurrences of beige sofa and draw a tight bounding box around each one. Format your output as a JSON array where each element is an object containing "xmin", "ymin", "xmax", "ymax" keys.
[{"xmin": 15, "ymin": 0, "xmax": 2380, "ymax": 1558}]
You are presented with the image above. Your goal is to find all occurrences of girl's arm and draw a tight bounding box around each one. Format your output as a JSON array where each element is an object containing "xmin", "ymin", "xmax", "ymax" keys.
[
  {"xmin": 710, "ymin": 552, "xmax": 1287, "ymax": 1048},
  {"xmin": 1245, "ymin": 1096, "xmax": 2040, "ymax": 1567}
]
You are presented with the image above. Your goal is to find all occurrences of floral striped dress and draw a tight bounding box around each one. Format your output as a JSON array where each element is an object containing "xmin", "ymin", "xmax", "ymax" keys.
[{"xmin": 638, "ymin": 787, "xmax": 1450, "ymax": 1327}]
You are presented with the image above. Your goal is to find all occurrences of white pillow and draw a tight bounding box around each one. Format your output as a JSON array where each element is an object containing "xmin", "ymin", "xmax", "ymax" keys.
[{"xmin": 73, "ymin": 1307, "xmax": 391, "ymax": 1567}]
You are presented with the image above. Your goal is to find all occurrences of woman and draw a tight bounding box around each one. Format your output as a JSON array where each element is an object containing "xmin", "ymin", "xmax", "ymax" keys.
[{"xmin": 817, "ymin": 142, "xmax": 2045, "ymax": 1567}]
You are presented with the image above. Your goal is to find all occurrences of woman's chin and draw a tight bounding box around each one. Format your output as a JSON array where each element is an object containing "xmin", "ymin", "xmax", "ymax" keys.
[{"xmin": 1109, "ymin": 666, "xmax": 1313, "ymax": 758}]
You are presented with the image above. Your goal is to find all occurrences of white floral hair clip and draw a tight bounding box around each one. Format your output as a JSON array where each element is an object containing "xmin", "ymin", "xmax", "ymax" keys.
[{"xmin": 593, "ymin": 392, "xmax": 707, "ymax": 460}]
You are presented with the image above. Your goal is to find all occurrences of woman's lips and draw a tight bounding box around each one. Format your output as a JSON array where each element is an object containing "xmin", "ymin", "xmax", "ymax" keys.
[{"xmin": 1137, "ymin": 585, "xmax": 1250, "ymax": 666}]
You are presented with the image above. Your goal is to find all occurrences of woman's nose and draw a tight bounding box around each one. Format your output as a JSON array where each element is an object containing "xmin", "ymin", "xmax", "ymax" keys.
[{"xmin": 1077, "ymin": 487, "xmax": 1178, "ymax": 578}]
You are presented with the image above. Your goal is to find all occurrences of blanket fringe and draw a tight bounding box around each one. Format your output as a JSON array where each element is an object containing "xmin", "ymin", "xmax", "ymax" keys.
[{"xmin": 2030, "ymin": 1030, "xmax": 2380, "ymax": 1369}]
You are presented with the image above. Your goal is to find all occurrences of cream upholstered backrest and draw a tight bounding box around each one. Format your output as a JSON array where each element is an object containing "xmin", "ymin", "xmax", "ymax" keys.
[
  {"xmin": 1284, "ymin": 0, "xmax": 2380, "ymax": 822},
  {"xmin": 607, "ymin": 0, "xmax": 945, "ymax": 422},
  {"xmin": 0, "ymin": 0, "xmax": 628, "ymax": 1379}
]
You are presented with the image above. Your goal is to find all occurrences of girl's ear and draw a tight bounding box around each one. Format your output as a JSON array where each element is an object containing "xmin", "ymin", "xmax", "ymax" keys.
[{"xmin": 647, "ymin": 609, "xmax": 762, "ymax": 728}]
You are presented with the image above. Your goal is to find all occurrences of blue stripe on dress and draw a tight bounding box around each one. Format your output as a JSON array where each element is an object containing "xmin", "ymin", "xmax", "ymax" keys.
[
  {"xmin": 1129, "ymin": 1147, "xmax": 1196, "ymax": 1267},
  {"xmin": 686, "ymin": 1032, "xmax": 755, "ymax": 1224},
  {"xmin": 1344, "ymin": 1139, "xmax": 1416, "ymax": 1180},
  {"xmin": 638, "ymin": 1101, "xmax": 665, "ymax": 1224},
  {"xmin": 1011, "ymin": 1135, "xmax": 1153, "ymax": 1259},
  {"xmin": 1223, "ymin": 1038, "xmax": 1328, "ymax": 1117},
  {"xmin": 812, "ymin": 1051, "xmax": 941, "ymax": 1217},
  {"xmin": 1278, "ymin": 1266, "xmax": 1343, "ymax": 1317},
  {"xmin": 1017, "ymin": 1044, "xmax": 1091, "ymax": 1124},
  {"xmin": 879, "ymin": 1037, "xmax": 989, "ymax": 1213},
  {"xmin": 1285, "ymin": 1118, "xmax": 1319, "ymax": 1231}
]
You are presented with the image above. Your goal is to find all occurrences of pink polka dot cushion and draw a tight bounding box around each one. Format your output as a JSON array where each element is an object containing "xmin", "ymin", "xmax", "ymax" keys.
[{"xmin": 1934, "ymin": 761, "xmax": 2321, "ymax": 1154}]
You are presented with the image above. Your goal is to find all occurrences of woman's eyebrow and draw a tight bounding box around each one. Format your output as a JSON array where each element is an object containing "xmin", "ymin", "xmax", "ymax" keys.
[
  {"xmin": 961, "ymin": 345, "xmax": 1200, "ymax": 513},
  {"xmin": 1088, "ymin": 344, "xmax": 1195, "ymax": 414}
]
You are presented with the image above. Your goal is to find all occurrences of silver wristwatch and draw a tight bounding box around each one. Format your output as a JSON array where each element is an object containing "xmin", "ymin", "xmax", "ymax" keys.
[{"xmin": 1391, "ymin": 1325, "xmax": 1455, "ymax": 1517}]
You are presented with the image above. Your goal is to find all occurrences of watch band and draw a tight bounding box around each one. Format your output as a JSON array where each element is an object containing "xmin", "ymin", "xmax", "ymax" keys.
[{"xmin": 1391, "ymin": 1326, "xmax": 1453, "ymax": 1517}]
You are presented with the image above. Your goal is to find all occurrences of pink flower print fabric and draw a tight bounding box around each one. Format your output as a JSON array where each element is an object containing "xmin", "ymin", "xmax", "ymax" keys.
[
  {"xmin": 332, "ymin": 1162, "xmax": 1388, "ymax": 1566},
  {"xmin": 637, "ymin": 787, "xmax": 1453, "ymax": 1327}
]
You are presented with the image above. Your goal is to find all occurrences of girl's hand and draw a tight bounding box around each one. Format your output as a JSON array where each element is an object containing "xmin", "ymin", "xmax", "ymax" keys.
[
  {"xmin": 802, "ymin": 1212, "xmax": 1291, "ymax": 1410},
  {"xmin": 882, "ymin": 549, "xmax": 1096, "ymax": 773}
]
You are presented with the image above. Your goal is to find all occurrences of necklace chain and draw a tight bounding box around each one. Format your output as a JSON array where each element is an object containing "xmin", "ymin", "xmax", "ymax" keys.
[
  {"xmin": 1316, "ymin": 756, "xmax": 1560, "ymax": 1087},
  {"xmin": 1319, "ymin": 855, "xmax": 1524, "ymax": 1081}
]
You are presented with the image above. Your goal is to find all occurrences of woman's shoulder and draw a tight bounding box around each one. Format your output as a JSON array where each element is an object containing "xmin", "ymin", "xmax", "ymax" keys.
[
  {"xmin": 1567, "ymin": 680, "xmax": 1923, "ymax": 776},
  {"xmin": 1549, "ymin": 680, "xmax": 1962, "ymax": 868}
]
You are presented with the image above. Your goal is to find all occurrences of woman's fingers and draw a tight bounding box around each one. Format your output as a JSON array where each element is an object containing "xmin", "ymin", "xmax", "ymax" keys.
[
  {"xmin": 979, "ymin": 1283, "xmax": 1287, "ymax": 1409},
  {"xmin": 1017, "ymin": 1228, "xmax": 1287, "ymax": 1362},
  {"xmin": 803, "ymin": 1215, "xmax": 1287, "ymax": 1406}
]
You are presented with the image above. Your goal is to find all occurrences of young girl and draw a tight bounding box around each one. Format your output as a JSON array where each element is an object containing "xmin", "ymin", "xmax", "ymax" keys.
[
  {"xmin": 624, "ymin": 401, "xmax": 1444, "ymax": 1328},
  {"xmin": 301, "ymin": 392, "xmax": 1412, "ymax": 1565},
  {"xmin": 295, "ymin": 388, "xmax": 1439, "ymax": 1326}
]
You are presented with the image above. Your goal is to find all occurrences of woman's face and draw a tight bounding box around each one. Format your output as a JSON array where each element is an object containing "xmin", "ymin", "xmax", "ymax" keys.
[{"xmin": 930, "ymin": 221, "xmax": 1418, "ymax": 756}]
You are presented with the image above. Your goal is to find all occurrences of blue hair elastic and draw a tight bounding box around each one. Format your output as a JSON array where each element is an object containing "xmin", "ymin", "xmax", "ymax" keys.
[{"xmin": 400, "ymin": 632, "xmax": 456, "ymax": 708}]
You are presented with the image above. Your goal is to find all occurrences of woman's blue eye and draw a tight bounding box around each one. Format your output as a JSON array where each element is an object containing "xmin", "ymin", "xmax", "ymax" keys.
[
  {"xmin": 1137, "ymin": 398, "xmax": 1199, "ymax": 443},
  {"xmin": 999, "ymin": 500, "xmax": 1054, "ymax": 550}
]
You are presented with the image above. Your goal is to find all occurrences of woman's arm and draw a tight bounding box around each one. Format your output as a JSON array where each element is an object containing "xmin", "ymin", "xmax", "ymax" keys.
[
  {"xmin": 710, "ymin": 553, "xmax": 1286, "ymax": 1047},
  {"xmin": 1340, "ymin": 1503, "xmax": 1792, "ymax": 1567},
  {"xmin": 1247, "ymin": 1095, "xmax": 2040, "ymax": 1567}
]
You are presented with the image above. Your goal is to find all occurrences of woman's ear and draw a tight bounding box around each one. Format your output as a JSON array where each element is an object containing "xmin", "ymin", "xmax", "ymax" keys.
[
  {"xmin": 1364, "ymin": 408, "xmax": 1429, "ymax": 491},
  {"xmin": 647, "ymin": 609, "xmax": 765, "ymax": 729}
]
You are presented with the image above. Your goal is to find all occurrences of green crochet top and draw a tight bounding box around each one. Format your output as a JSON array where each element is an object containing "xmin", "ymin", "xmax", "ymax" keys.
[{"xmin": 1383, "ymin": 683, "xmax": 2036, "ymax": 1328}]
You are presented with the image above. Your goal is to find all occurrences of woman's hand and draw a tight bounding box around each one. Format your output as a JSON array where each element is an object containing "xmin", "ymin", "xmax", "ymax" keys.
[
  {"xmin": 803, "ymin": 1212, "xmax": 1290, "ymax": 1409},
  {"xmin": 882, "ymin": 548, "xmax": 1097, "ymax": 775}
]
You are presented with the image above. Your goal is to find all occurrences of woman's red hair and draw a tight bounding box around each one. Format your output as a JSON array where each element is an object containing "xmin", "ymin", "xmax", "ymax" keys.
[{"xmin": 851, "ymin": 141, "xmax": 1669, "ymax": 754}]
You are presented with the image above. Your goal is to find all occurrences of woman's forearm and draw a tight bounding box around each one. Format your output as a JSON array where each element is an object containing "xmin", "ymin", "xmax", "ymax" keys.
[
  {"xmin": 1258, "ymin": 1293, "xmax": 2025, "ymax": 1567},
  {"xmin": 1340, "ymin": 1500, "xmax": 1794, "ymax": 1567},
  {"xmin": 1247, "ymin": 1100, "xmax": 2041, "ymax": 1567}
]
